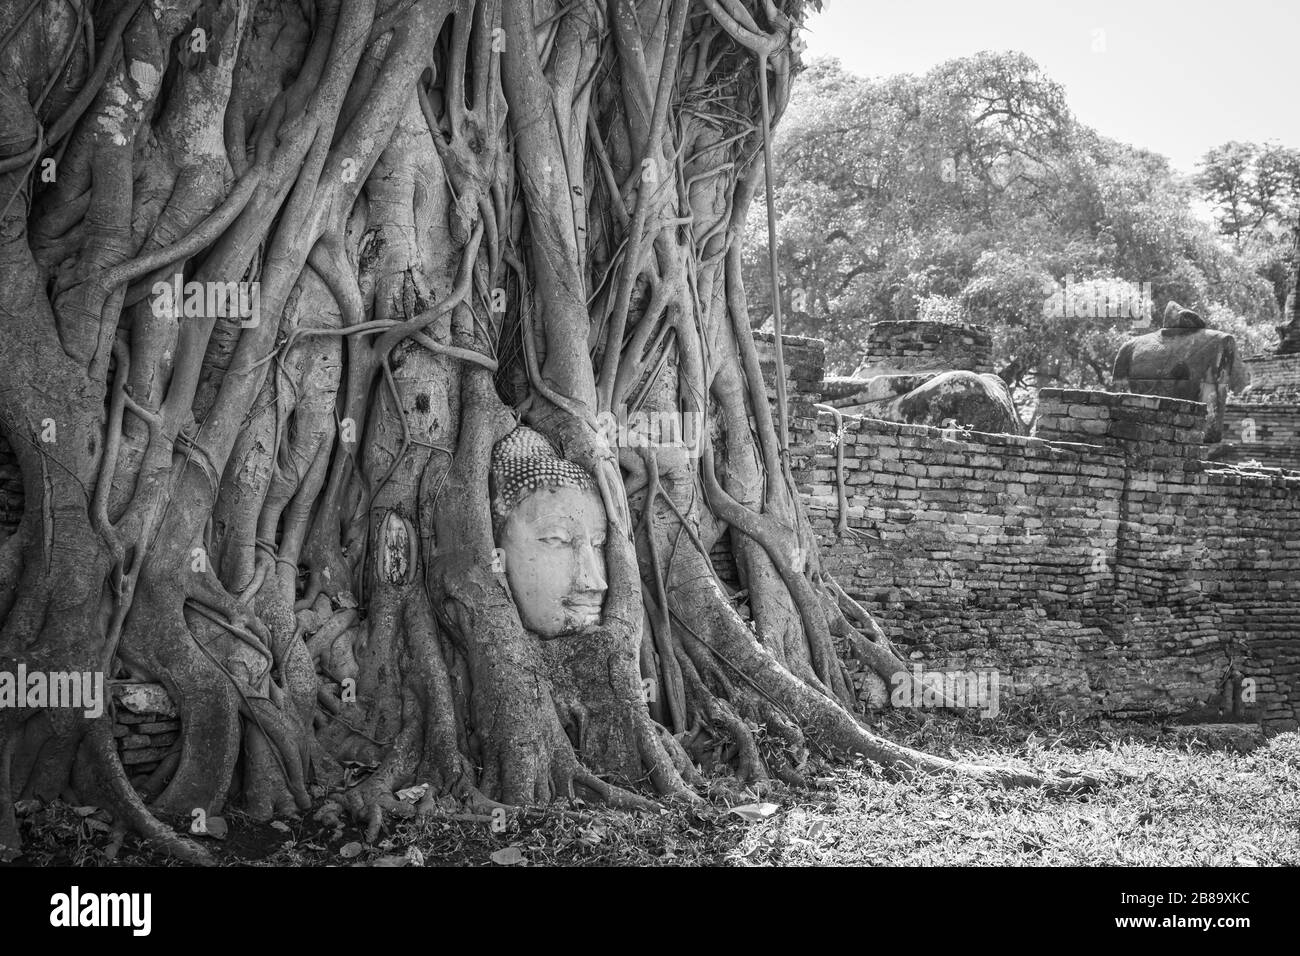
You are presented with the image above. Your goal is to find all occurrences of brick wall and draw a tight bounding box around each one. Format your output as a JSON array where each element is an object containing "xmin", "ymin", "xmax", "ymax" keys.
[
  {"xmin": 743, "ymin": 333, "xmax": 1300, "ymax": 729},
  {"xmin": 1220, "ymin": 403, "xmax": 1300, "ymax": 471},
  {"xmin": 1032, "ymin": 388, "xmax": 1208, "ymax": 457},
  {"xmin": 1244, "ymin": 353, "xmax": 1300, "ymax": 394},
  {"xmin": 1219, "ymin": 351, "xmax": 1300, "ymax": 470},
  {"xmin": 861, "ymin": 319, "xmax": 994, "ymax": 374},
  {"xmin": 796, "ymin": 403, "xmax": 1300, "ymax": 729},
  {"xmin": 752, "ymin": 330, "xmax": 825, "ymax": 449},
  {"xmin": 111, "ymin": 683, "xmax": 180, "ymax": 782}
]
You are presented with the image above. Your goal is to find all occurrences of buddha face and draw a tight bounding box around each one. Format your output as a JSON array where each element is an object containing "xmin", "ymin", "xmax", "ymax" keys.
[{"xmin": 497, "ymin": 484, "xmax": 608, "ymax": 638}]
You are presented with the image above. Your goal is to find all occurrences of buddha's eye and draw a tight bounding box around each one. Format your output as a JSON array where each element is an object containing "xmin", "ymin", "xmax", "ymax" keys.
[{"xmin": 538, "ymin": 534, "xmax": 570, "ymax": 547}]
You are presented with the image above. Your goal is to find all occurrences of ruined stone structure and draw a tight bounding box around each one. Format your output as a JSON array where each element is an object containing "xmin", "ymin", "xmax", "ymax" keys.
[
  {"xmin": 1032, "ymin": 389, "xmax": 1208, "ymax": 454},
  {"xmin": 752, "ymin": 330, "xmax": 825, "ymax": 442},
  {"xmin": 1220, "ymin": 401, "xmax": 1300, "ymax": 472},
  {"xmin": 764, "ymin": 332, "xmax": 1300, "ymax": 730},
  {"xmin": 799, "ymin": 400, "xmax": 1300, "ymax": 729},
  {"xmin": 1219, "ymin": 349, "xmax": 1300, "ymax": 471},
  {"xmin": 111, "ymin": 683, "xmax": 180, "ymax": 783},
  {"xmin": 822, "ymin": 320, "xmax": 1021, "ymax": 435},
  {"xmin": 852, "ymin": 319, "xmax": 994, "ymax": 377},
  {"xmin": 1239, "ymin": 353, "xmax": 1300, "ymax": 394}
]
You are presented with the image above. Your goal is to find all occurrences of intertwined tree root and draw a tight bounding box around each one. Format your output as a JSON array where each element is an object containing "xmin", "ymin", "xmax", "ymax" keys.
[{"xmin": 0, "ymin": 0, "xmax": 1102, "ymax": 865}]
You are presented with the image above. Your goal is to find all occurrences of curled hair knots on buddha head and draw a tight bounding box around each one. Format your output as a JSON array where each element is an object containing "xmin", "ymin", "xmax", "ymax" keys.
[{"xmin": 490, "ymin": 426, "xmax": 597, "ymax": 531}]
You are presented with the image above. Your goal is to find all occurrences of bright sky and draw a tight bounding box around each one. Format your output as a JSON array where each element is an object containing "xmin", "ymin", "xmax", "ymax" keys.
[{"xmin": 800, "ymin": 0, "xmax": 1300, "ymax": 174}]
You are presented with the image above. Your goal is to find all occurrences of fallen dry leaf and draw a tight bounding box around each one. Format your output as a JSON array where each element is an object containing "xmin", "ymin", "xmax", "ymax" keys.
[
  {"xmin": 490, "ymin": 846, "xmax": 524, "ymax": 865},
  {"xmin": 729, "ymin": 802, "xmax": 779, "ymax": 822}
]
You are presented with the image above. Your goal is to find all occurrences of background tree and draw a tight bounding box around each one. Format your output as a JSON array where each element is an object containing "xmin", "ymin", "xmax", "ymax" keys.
[
  {"xmin": 0, "ymin": 0, "xmax": 1094, "ymax": 864},
  {"xmin": 1194, "ymin": 141, "xmax": 1300, "ymax": 347},
  {"xmin": 747, "ymin": 57, "xmax": 1282, "ymax": 381}
]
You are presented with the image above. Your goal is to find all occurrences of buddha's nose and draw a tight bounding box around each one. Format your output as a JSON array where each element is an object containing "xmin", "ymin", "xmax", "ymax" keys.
[{"xmin": 574, "ymin": 541, "xmax": 607, "ymax": 594}]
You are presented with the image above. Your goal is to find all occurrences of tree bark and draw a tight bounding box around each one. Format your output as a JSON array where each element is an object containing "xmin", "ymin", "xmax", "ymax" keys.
[{"xmin": 0, "ymin": 0, "xmax": 1090, "ymax": 864}]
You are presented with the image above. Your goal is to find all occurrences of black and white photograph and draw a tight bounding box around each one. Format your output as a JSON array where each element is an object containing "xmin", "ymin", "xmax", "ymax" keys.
[{"xmin": 0, "ymin": 0, "xmax": 1293, "ymax": 930}]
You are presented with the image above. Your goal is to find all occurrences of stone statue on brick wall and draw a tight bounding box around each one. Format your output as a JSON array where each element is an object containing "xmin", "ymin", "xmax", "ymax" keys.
[
  {"xmin": 1111, "ymin": 301, "xmax": 1249, "ymax": 442},
  {"xmin": 490, "ymin": 426, "xmax": 608, "ymax": 638},
  {"xmin": 822, "ymin": 319, "xmax": 1023, "ymax": 434},
  {"xmin": 880, "ymin": 369, "xmax": 1022, "ymax": 434},
  {"xmin": 823, "ymin": 367, "xmax": 1023, "ymax": 434}
]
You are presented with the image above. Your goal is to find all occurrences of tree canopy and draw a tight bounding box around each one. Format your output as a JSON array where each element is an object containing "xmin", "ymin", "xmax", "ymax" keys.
[{"xmin": 745, "ymin": 55, "xmax": 1285, "ymax": 383}]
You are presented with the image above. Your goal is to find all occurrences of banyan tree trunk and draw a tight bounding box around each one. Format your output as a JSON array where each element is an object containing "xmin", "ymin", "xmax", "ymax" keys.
[{"xmin": 0, "ymin": 0, "xmax": 1091, "ymax": 864}]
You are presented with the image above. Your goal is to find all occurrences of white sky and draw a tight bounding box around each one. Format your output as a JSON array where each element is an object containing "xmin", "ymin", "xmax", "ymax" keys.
[{"xmin": 800, "ymin": 0, "xmax": 1300, "ymax": 174}]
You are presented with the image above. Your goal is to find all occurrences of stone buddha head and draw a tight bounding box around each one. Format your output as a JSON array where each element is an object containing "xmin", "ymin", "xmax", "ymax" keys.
[{"xmin": 490, "ymin": 427, "xmax": 608, "ymax": 638}]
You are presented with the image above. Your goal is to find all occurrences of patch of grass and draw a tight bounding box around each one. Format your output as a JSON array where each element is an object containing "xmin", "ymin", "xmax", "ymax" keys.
[
  {"xmin": 10, "ymin": 712, "xmax": 1299, "ymax": 866},
  {"xmin": 726, "ymin": 714, "xmax": 1300, "ymax": 866}
]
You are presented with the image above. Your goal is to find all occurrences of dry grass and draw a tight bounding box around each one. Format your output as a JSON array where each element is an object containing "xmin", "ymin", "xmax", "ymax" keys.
[
  {"xmin": 721, "ymin": 712, "xmax": 1300, "ymax": 866},
  {"xmin": 13, "ymin": 708, "xmax": 1299, "ymax": 866}
]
